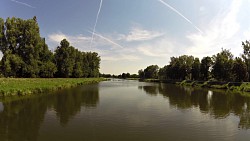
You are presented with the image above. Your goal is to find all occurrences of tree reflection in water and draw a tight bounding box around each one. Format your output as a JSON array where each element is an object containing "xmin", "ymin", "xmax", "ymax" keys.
[
  {"xmin": 140, "ymin": 83, "xmax": 250, "ymax": 130},
  {"xmin": 0, "ymin": 84, "xmax": 99, "ymax": 141}
]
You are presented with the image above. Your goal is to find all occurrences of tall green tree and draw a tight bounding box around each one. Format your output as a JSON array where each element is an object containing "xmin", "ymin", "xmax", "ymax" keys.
[
  {"xmin": 54, "ymin": 39, "xmax": 100, "ymax": 78},
  {"xmin": 38, "ymin": 38, "xmax": 57, "ymax": 78},
  {"xmin": 0, "ymin": 50, "xmax": 24, "ymax": 77},
  {"xmin": 242, "ymin": 40, "xmax": 250, "ymax": 81},
  {"xmin": 54, "ymin": 39, "xmax": 75, "ymax": 78},
  {"xmin": 200, "ymin": 56, "xmax": 212, "ymax": 81},
  {"xmin": 158, "ymin": 66, "xmax": 167, "ymax": 80},
  {"xmin": 232, "ymin": 57, "xmax": 248, "ymax": 82},
  {"xmin": 72, "ymin": 50, "xmax": 83, "ymax": 78},
  {"xmin": 167, "ymin": 55, "xmax": 194, "ymax": 80},
  {"xmin": 0, "ymin": 18, "xmax": 5, "ymax": 52},
  {"xmin": 212, "ymin": 49, "xmax": 233, "ymax": 81},
  {"xmin": 138, "ymin": 69, "xmax": 144, "ymax": 79},
  {"xmin": 0, "ymin": 17, "xmax": 56, "ymax": 77},
  {"xmin": 144, "ymin": 65, "xmax": 159, "ymax": 79},
  {"xmin": 87, "ymin": 52, "xmax": 100, "ymax": 77},
  {"xmin": 191, "ymin": 58, "xmax": 200, "ymax": 80}
]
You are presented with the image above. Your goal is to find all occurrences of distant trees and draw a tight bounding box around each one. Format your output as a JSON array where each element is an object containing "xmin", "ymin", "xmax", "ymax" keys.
[
  {"xmin": 139, "ymin": 45, "xmax": 250, "ymax": 82},
  {"xmin": 155, "ymin": 56, "xmax": 194, "ymax": 80},
  {"xmin": 121, "ymin": 73, "xmax": 130, "ymax": 79},
  {"xmin": 0, "ymin": 17, "xmax": 100, "ymax": 78}
]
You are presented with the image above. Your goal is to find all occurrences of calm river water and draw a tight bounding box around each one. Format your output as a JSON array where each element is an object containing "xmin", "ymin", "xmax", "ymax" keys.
[{"xmin": 1, "ymin": 79, "xmax": 250, "ymax": 141}]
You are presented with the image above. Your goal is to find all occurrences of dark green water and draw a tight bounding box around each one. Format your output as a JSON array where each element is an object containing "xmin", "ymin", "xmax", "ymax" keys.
[{"xmin": 1, "ymin": 79, "xmax": 250, "ymax": 141}]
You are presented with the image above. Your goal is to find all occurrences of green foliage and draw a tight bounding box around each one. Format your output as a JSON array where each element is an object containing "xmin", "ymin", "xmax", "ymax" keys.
[
  {"xmin": 191, "ymin": 58, "xmax": 200, "ymax": 80},
  {"xmin": 0, "ymin": 17, "xmax": 53, "ymax": 77},
  {"xmin": 242, "ymin": 40, "xmax": 250, "ymax": 81},
  {"xmin": 54, "ymin": 39, "xmax": 100, "ymax": 78},
  {"xmin": 158, "ymin": 66, "xmax": 168, "ymax": 80},
  {"xmin": 0, "ymin": 51, "xmax": 24, "ymax": 77},
  {"xmin": 156, "ymin": 55, "xmax": 194, "ymax": 80},
  {"xmin": 232, "ymin": 57, "xmax": 248, "ymax": 82},
  {"xmin": 0, "ymin": 17, "xmax": 100, "ymax": 78},
  {"xmin": 200, "ymin": 56, "xmax": 212, "ymax": 81},
  {"xmin": 144, "ymin": 65, "xmax": 159, "ymax": 79},
  {"xmin": 138, "ymin": 69, "xmax": 144, "ymax": 79},
  {"xmin": 54, "ymin": 39, "xmax": 74, "ymax": 78},
  {"xmin": 212, "ymin": 49, "xmax": 233, "ymax": 81}
]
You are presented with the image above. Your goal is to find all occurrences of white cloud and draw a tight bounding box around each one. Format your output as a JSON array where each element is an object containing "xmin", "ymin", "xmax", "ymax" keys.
[
  {"xmin": 185, "ymin": 0, "xmax": 242, "ymax": 58},
  {"xmin": 136, "ymin": 37, "xmax": 182, "ymax": 59},
  {"xmin": 244, "ymin": 28, "xmax": 250, "ymax": 39},
  {"xmin": 48, "ymin": 32, "xmax": 92, "ymax": 51},
  {"xmin": 48, "ymin": 31, "xmax": 126, "ymax": 50},
  {"xmin": 102, "ymin": 54, "xmax": 140, "ymax": 61},
  {"xmin": 88, "ymin": 30, "xmax": 125, "ymax": 49},
  {"xmin": 47, "ymin": 32, "xmax": 141, "ymax": 63},
  {"xmin": 48, "ymin": 32, "xmax": 68, "ymax": 43},
  {"xmin": 199, "ymin": 6, "xmax": 205, "ymax": 12},
  {"xmin": 119, "ymin": 27, "xmax": 164, "ymax": 42}
]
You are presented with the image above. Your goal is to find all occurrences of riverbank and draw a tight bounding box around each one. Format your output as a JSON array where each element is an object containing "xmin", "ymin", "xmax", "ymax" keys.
[
  {"xmin": 179, "ymin": 80, "xmax": 250, "ymax": 92},
  {"xmin": 140, "ymin": 79, "xmax": 250, "ymax": 93},
  {"xmin": 0, "ymin": 78, "xmax": 105, "ymax": 97}
]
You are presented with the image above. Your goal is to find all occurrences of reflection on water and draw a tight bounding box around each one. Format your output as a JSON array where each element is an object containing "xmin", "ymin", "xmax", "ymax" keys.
[
  {"xmin": 140, "ymin": 83, "xmax": 250, "ymax": 129},
  {"xmin": 0, "ymin": 102, "xmax": 3, "ymax": 112},
  {"xmin": 0, "ymin": 80, "xmax": 250, "ymax": 141},
  {"xmin": 0, "ymin": 84, "xmax": 99, "ymax": 141}
]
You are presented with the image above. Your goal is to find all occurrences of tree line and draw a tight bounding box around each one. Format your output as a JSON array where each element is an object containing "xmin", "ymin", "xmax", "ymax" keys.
[
  {"xmin": 139, "ymin": 42, "xmax": 250, "ymax": 82},
  {"xmin": 0, "ymin": 17, "xmax": 100, "ymax": 78}
]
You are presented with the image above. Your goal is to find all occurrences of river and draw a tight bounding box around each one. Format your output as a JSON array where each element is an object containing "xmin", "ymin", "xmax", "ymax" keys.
[{"xmin": 0, "ymin": 79, "xmax": 250, "ymax": 141}]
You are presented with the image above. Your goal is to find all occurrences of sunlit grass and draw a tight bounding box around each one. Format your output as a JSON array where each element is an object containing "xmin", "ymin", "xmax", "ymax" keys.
[{"xmin": 0, "ymin": 78, "xmax": 105, "ymax": 97}]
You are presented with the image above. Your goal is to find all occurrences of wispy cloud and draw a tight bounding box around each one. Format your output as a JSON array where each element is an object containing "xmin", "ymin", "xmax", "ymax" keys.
[
  {"xmin": 158, "ymin": 0, "xmax": 202, "ymax": 33},
  {"xmin": 88, "ymin": 30, "xmax": 125, "ymax": 49},
  {"xmin": 48, "ymin": 32, "xmax": 91, "ymax": 51},
  {"xmin": 90, "ymin": 0, "xmax": 103, "ymax": 48},
  {"xmin": 136, "ymin": 37, "xmax": 181, "ymax": 58},
  {"xmin": 10, "ymin": 0, "xmax": 35, "ymax": 8},
  {"xmin": 244, "ymin": 28, "xmax": 250, "ymax": 39},
  {"xmin": 102, "ymin": 54, "xmax": 140, "ymax": 61},
  {"xmin": 119, "ymin": 27, "xmax": 164, "ymax": 42},
  {"xmin": 48, "ymin": 31, "xmax": 124, "ymax": 50},
  {"xmin": 48, "ymin": 32, "xmax": 68, "ymax": 43},
  {"xmin": 186, "ymin": 0, "xmax": 242, "ymax": 57},
  {"xmin": 48, "ymin": 32, "xmax": 91, "ymax": 44}
]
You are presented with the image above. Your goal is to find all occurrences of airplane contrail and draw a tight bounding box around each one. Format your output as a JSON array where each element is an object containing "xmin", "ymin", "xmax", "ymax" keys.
[
  {"xmin": 10, "ymin": 0, "xmax": 36, "ymax": 8},
  {"xmin": 90, "ymin": 0, "xmax": 103, "ymax": 48},
  {"xmin": 88, "ymin": 30, "xmax": 124, "ymax": 49},
  {"xmin": 158, "ymin": 0, "xmax": 203, "ymax": 33}
]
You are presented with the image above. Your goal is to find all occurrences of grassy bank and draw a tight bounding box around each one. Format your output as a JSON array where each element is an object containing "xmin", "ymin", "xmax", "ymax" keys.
[
  {"xmin": 0, "ymin": 78, "xmax": 105, "ymax": 97},
  {"xmin": 179, "ymin": 80, "xmax": 250, "ymax": 93},
  {"xmin": 140, "ymin": 79, "xmax": 250, "ymax": 94}
]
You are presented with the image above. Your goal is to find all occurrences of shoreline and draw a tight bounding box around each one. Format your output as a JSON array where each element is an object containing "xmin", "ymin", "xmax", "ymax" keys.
[
  {"xmin": 140, "ymin": 79, "xmax": 250, "ymax": 94},
  {"xmin": 0, "ymin": 78, "xmax": 106, "ymax": 97}
]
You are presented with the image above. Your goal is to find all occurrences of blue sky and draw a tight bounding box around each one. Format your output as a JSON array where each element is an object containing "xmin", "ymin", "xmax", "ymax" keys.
[{"xmin": 1, "ymin": 0, "xmax": 250, "ymax": 74}]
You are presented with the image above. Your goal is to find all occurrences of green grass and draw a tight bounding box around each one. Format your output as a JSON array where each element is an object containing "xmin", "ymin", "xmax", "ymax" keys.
[{"xmin": 0, "ymin": 78, "xmax": 105, "ymax": 97}]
